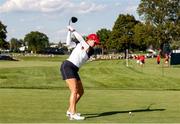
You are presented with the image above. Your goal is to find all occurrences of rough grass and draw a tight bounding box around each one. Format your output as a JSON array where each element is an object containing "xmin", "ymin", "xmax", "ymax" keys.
[{"xmin": 0, "ymin": 56, "xmax": 180, "ymax": 90}]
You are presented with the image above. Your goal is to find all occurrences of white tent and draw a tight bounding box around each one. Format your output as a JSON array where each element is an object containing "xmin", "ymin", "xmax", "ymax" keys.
[{"xmin": 19, "ymin": 46, "xmax": 28, "ymax": 51}]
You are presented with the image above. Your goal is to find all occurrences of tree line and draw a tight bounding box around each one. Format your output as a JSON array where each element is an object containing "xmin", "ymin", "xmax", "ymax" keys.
[{"xmin": 0, "ymin": 0, "xmax": 179, "ymax": 54}]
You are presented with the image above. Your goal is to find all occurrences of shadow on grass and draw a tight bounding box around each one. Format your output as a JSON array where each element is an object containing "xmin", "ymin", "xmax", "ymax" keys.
[{"xmin": 84, "ymin": 108, "xmax": 166, "ymax": 119}]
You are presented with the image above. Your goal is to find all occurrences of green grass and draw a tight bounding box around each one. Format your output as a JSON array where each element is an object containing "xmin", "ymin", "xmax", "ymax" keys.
[
  {"xmin": 0, "ymin": 89, "xmax": 180, "ymax": 123},
  {"xmin": 0, "ymin": 55, "xmax": 180, "ymax": 123},
  {"xmin": 1, "ymin": 56, "xmax": 180, "ymax": 90}
]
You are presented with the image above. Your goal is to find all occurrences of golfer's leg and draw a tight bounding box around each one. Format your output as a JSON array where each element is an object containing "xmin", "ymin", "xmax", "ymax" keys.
[
  {"xmin": 66, "ymin": 78, "xmax": 78, "ymax": 114},
  {"xmin": 76, "ymin": 80, "xmax": 84, "ymax": 104}
]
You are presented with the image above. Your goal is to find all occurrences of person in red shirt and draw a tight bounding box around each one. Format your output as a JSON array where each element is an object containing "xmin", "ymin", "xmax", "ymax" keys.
[
  {"xmin": 157, "ymin": 55, "xmax": 160, "ymax": 64},
  {"xmin": 140, "ymin": 55, "xmax": 145, "ymax": 65},
  {"xmin": 136, "ymin": 55, "xmax": 140, "ymax": 64}
]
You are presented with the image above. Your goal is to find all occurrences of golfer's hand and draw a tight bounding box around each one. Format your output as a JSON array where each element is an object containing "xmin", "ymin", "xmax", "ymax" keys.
[{"xmin": 67, "ymin": 26, "xmax": 75, "ymax": 32}]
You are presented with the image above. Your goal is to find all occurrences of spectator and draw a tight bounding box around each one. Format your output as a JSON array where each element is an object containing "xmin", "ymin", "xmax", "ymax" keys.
[{"xmin": 157, "ymin": 54, "xmax": 161, "ymax": 64}]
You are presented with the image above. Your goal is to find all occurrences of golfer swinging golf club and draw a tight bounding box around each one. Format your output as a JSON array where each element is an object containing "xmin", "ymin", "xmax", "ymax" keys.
[{"xmin": 60, "ymin": 18, "xmax": 100, "ymax": 120}]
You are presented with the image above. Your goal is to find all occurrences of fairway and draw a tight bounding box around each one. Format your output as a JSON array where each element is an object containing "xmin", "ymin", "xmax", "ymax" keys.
[
  {"xmin": 0, "ymin": 55, "xmax": 180, "ymax": 123},
  {"xmin": 0, "ymin": 89, "xmax": 180, "ymax": 123}
]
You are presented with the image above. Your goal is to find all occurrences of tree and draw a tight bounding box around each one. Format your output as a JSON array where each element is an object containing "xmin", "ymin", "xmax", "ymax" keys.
[
  {"xmin": 96, "ymin": 28, "xmax": 111, "ymax": 54},
  {"xmin": 10, "ymin": 38, "xmax": 23, "ymax": 52},
  {"xmin": 137, "ymin": 0, "xmax": 180, "ymax": 49},
  {"xmin": 134, "ymin": 22, "xmax": 157, "ymax": 50},
  {"xmin": 109, "ymin": 14, "xmax": 139, "ymax": 51},
  {"xmin": 24, "ymin": 31, "xmax": 49, "ymax": 53},
  {"xmin": 168, "ymin": 0, "xmax": 180, "ymax": 43},
  {"xmin": 0, "ymin": 21, "xmax": 7, "ymax": 49},
  {"xmin": 58, "ymin": 41, "xmax": 63, "ymax": 48}
]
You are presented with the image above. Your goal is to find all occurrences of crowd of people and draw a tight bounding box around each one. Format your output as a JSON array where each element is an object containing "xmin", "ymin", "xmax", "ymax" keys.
[{"xmin": 134, "ymin": 53, "xmax": 170, "ymax": 66}]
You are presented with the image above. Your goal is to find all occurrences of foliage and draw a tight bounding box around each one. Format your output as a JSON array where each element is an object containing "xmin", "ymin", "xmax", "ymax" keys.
[
  {"xmin": 9, "ymin": 38, "xmax": 23, "ymax": 52},
  {"xmin": 109, "ymin": 14, "xmax": 139, "ymax": 51},
  {"xmin": 0, "ymin": 21, "xmax": 8, "ymax": 49},
  {"xmin": 96, "ymin": 28, "xmax": 111, "ymax": 54},
  {"xmin": 134, "ymin": 22, "xmax": 158, "ymax": 50},
  {"xmin": 171, "ymin": 40, "xmax": 180, "ymax": 49},
  {"xmin": 138, "ymin": 0, "xmax": 178, "ymax": 25},
  {"xmin": 24, "ymin": 31, "xmax": 49, "ymax": 53},
  {"xmin": 137, "ymin": 0, "xmax": 180, "ymax": 49}
]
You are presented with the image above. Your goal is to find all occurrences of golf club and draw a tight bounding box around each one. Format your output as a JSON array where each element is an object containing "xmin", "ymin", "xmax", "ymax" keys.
[{"xmin": 69, "ymin": 16, "xmax": 78, "ymax": 25}]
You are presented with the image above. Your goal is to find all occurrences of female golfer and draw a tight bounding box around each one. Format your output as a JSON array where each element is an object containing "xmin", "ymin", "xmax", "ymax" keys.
[{"xmin": 60, "ymin": 26, "xmax": 100, "ymax": 120}]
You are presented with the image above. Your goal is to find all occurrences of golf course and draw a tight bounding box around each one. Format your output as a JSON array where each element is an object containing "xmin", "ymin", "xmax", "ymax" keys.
[{"xmin": 0, "ymin": 55, "xmax": 180, "ymax": 123}]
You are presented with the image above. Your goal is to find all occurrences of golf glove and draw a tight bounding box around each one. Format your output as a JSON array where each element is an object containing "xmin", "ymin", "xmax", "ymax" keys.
[{"xmin": 67, "ymin": 26, "xmax": 75, "ymax": 32}]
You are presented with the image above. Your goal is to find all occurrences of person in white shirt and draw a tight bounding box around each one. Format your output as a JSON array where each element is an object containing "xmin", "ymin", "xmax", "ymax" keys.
[{"xmin": 60, "ymin": 26, "xmax": 100, "ymax": 120}]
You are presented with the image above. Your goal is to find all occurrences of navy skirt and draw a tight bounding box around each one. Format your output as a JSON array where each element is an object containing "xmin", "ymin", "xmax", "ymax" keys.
[{"xmin": 60, "ymin": 60, "xmax": 80, "ymax": 80}]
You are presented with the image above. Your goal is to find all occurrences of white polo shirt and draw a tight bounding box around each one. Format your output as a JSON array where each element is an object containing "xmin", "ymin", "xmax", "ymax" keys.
[{"xmin": 66, "ymin": 31, "xmax": 90, "ymax": 68}]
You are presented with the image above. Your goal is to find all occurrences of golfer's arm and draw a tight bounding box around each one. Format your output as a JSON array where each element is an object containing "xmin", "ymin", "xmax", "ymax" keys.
[
  {"xmin": 66, "ymin": 31, "xmax": 73, "ymax": 45},
  {"xmin": 72, "ymin": 31, "xmax": 89, "ymax": 50},
  {"xmin": 66, "ymin": 31, "xmax": 76, "ymax": 48}
]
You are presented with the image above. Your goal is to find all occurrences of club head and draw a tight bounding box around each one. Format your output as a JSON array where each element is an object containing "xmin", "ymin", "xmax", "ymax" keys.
[{"xmin": 71, "ymin": 17, "xmax": 78, "ymax": 23}]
